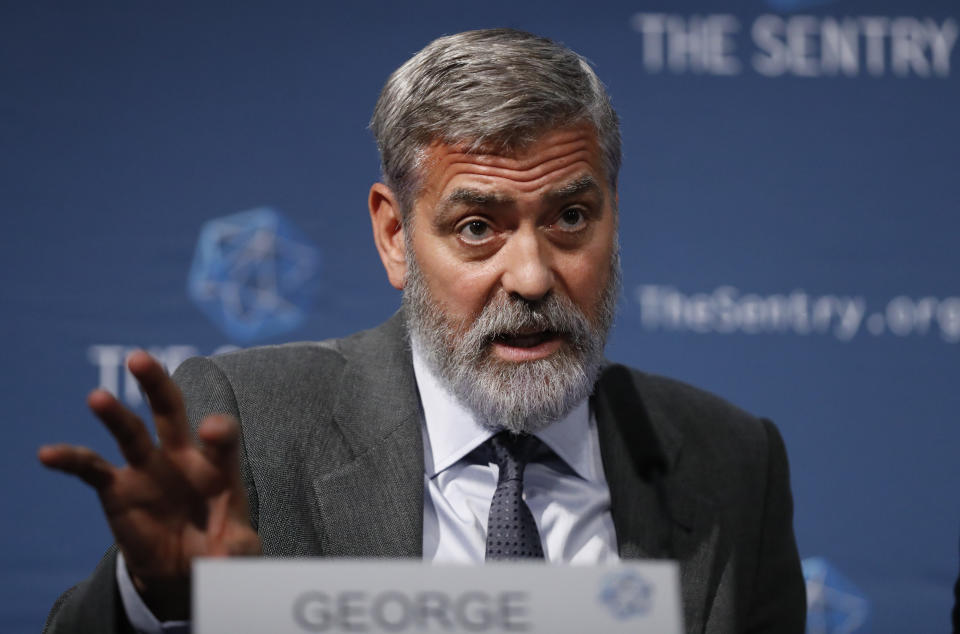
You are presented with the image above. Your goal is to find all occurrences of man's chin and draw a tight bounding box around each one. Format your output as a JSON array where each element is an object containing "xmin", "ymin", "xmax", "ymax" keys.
[{"xmin": 465, "ymin": 341, "xmax": 598, "ymax": 434}]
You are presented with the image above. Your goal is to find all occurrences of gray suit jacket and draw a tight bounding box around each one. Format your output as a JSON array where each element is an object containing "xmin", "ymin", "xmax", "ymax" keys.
[{"xmin": 45, "ymin": 314, "xmax": 805, "ymax": 633}]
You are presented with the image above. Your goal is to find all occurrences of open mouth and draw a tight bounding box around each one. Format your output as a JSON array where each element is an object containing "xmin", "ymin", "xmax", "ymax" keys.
[
  {"xmin": 489, "ymin": 329, "xmax": 565, "ymax": 362},
  {"xmin": 493, "ymin": 330, "xmax": 560, "ymax": 348}
]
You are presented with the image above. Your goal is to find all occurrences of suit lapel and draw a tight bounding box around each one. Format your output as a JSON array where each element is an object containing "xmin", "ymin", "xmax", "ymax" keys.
[
  {"xmin": 595, "ymin": 364, "xmax": 682, "ymax": 559},
  {"xmin": 595, "ymin": 364, "xmax": 722, "ymax": 632},
  {"xmin": 309, "ymin": 314, "xmax": 425, "ymax": 558}
]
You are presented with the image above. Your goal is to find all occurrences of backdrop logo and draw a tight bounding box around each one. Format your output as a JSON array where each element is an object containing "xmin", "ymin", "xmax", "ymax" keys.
[
  {"xmin": 187, "ymin": 207, "xmax": 321, "ymax": 344},
  {"xmin": 764, "ymin": 0, "xmax": 838, "ymax": 11},
  {"xmin": 635, "ymin": 285, "xmax": 960, "ymax": 343},
  {"xmin": 597, "ymin": 570, "xmax": 653, "ymax": 619},
  {"xmin": 803, "ymin": 557, "xmax": 870, "ymax": 633},
  {"xmin": 630, "ymin": 10, "xmax": 958, "ymax": 78}
]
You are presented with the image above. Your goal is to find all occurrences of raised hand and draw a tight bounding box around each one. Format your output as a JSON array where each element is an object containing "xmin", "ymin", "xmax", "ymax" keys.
[{"xmin": 38, "ymin": 351, "xmax": 260, "ymax": 620}]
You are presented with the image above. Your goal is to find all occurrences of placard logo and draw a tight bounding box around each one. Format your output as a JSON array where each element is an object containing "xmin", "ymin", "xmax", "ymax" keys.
[
  {"xmin": 187, "ymin": 207, "xmax": 321, "ymax": 344},
  {"xmin": 598, "ymin": 569, "xmax": 653, "ymax": 619}
]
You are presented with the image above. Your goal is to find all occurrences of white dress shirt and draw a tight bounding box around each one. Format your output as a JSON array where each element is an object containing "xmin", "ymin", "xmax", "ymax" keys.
[
  {"xmin": 119, "ymin": 346, "xmax": 620, "ymax": 632},
  {"xmin": 414, "ymin": 347, "xmax": 619, "ymax": 564}
]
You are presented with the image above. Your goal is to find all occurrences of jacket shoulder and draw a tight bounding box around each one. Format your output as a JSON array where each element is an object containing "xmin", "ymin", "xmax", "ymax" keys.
[
  {"xmin": 173, "ymin": 315, "xmax": 407, "ymax": 391},
  {"xmin": 609, "ymin": 365, "xmax": 783, "ymax": 485},
  {"xmin": 634, "ymin": 365, "xmax": 769, "ymax": 425}
]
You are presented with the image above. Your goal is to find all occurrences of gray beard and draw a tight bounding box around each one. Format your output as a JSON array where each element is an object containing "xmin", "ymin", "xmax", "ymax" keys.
[{"xmin": 403, "ymin": 243, "xmax": 620, "ymax": 435}]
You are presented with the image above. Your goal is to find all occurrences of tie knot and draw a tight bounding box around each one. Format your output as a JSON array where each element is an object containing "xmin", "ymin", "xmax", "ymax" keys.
[{"xmin": 486, "ymin": 431, "xmax": 540, "ymax": 481}]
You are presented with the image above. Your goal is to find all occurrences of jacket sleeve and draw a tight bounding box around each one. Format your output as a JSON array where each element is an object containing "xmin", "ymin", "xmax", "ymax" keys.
[{"xmin": 43, "ymin": 546, "xmax": 134, "ymax": 634}]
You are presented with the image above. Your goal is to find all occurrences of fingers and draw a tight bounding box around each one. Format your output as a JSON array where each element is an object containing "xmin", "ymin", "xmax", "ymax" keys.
[
  {"xmin": 196, "ymin": 415, "xmax": 242, "ymax": 479},
  {"xmin": 127, "ymin": 350, "xmax": 190, "ymax": 449},
  {"xmin": 88, "ymin": 389, "xmax": 154, "ymax": 466},
  {"xmin": 38, "ymin": 444, "xmax": 114, "ymax": 489},
  {"xmin": 196, "ymin": 415, "xmax": 247, "ymax": 515}
]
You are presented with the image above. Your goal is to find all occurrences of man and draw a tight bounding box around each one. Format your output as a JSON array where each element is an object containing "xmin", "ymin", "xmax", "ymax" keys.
[{"xmin": 39, "ymin": 29, "xmax": 806, "ymax": 632}]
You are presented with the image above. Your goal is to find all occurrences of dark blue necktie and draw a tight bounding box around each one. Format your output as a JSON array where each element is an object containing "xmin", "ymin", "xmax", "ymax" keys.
[{"xmin": 484, "ymin": 431, "xmax": 545, "ymax": 560}]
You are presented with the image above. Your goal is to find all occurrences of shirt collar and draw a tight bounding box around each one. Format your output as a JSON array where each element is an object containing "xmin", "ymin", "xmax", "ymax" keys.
[{"xmin": 411, "ymin": 344, "xmax": 600, "ymax": 483}]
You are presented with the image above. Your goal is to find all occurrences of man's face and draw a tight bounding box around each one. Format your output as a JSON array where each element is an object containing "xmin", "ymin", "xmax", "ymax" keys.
[{"xmin": 401, "ymin": 125, "xmax": 620, "ymax": 432}]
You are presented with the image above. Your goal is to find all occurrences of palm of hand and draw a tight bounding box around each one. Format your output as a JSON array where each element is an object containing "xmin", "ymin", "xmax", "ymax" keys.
[
  {"xmin": 101, "ymin": 446, "xmax": 257, "ymax": 579},
  {"xmin": 38, "ymin": 351, "xmax": 260, "ymax": 619}
]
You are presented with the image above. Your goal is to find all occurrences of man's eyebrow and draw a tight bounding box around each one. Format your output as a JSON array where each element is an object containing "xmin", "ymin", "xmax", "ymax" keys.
[
  {"xmin": 433, "ymin": 188, "xmax": 515, "ymax": 229},
  {"xmin": 445, "ymin": 188, "xmax": 515, "ymax": 207},
  {"xmin": 431, "ymin": 176, "xmax": 601, "ymax": 229},
  {"xmin": 545, "ymin": 175, "xmax": 602, "ymax": 201}
]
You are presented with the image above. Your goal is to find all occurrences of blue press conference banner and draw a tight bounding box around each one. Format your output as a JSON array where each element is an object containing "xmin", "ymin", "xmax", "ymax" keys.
[{"xmin": 2, "ymin": 2, "xmax": 958, "ymax": 632}]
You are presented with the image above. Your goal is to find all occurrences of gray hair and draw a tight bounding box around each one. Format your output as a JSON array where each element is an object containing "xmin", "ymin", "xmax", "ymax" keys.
[{"xmin": 370, "ymin": 28, "xmax": 621, "ymax": 217}]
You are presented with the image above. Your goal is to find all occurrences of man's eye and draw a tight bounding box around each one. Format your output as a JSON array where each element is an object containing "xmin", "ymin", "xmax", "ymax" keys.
[
  {"xmin": 460, "ymin": 220, "xmax": 491, "ymax": 242},
  {"xmin": 556, "ymin": 208, "xmax": 587, "ymax": 230},
  {"xmin": 458, "ymin": 220, "xmax": 492, "ymax": 242}
]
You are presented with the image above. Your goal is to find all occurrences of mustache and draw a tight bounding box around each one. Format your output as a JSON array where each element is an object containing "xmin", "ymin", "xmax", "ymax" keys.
[{"xmin": 464, "ymin": 292, "xmax": 594, "ymax": 350}]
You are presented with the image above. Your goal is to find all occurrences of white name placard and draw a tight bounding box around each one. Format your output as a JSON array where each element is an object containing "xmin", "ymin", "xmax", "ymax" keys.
[{"xmin": 194, "ymin": 559, "xmax": 683, "ymax": 633}]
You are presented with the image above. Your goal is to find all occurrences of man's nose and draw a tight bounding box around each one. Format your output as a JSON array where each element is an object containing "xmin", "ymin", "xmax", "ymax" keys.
[{"xmin": 500, "ymin": 230, "xmax": 554, "ymax": 301}]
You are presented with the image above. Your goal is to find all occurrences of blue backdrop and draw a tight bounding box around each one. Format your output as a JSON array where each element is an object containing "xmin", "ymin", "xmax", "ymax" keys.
[{"xmin": 3, "ymin": 1, "xmax": 958, "ymax": 632}]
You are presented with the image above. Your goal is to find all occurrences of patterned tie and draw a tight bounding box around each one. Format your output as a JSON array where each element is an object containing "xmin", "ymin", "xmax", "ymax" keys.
[{"xmin": 484, "ymin": 431, "xmax": 545, "ymax": 560}]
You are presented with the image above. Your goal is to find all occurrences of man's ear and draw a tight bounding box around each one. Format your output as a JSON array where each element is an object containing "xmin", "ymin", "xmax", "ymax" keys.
[{"xmin": 369, "ymin": 182, "xmax": 408, "ymax": 290}]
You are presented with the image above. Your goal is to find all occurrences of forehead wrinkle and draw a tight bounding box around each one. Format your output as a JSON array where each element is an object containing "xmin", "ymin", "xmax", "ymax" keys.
[
  {"xmin": 431, "ymin": 149, "xmax": 596, "ymax": 204},
  {"xmin": 468, "ymin": 148, "xmax": 594, "ymax": 186},
  {"xmin": 436, "ymin": 124, "xmax": 592, "ymax": 162},
  {"xmin": 457, "ymin": 136, "xmax": 593, "ymax": 169},
  {"xmin": 417, "ymin": 126, "xmax": 608, "ymax": 225},
  {"xmin": 428, "ymin": 126, "xmax": 596, "ymax": 177}
]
